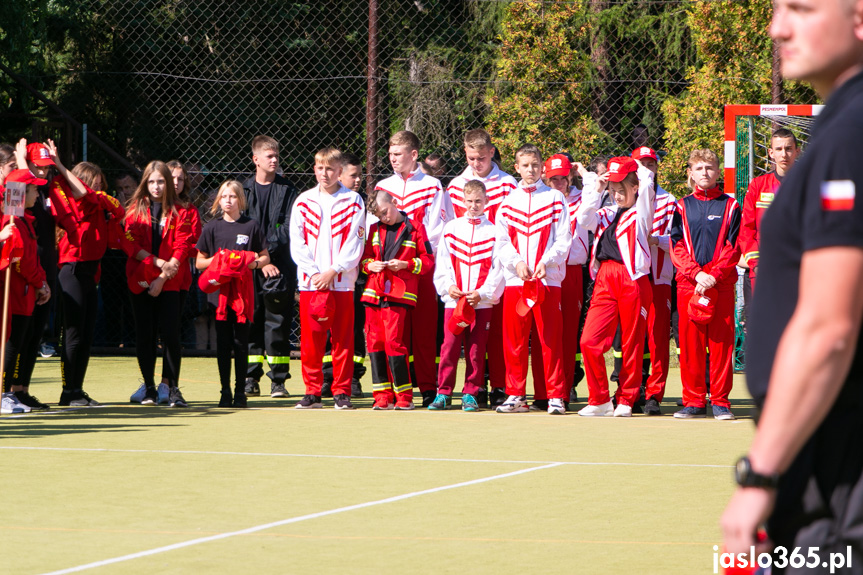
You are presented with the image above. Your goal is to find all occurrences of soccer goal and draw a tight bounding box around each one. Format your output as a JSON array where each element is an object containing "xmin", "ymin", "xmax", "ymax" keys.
[{"xmin": 723, "ymin": 104, "xmax": 822, "ymax": 372}]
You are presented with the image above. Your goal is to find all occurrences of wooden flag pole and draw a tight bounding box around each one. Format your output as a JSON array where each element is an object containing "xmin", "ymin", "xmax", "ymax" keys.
[{"xmin": 0, "ymin": 214, "xmax": 15, "ymax": 401}]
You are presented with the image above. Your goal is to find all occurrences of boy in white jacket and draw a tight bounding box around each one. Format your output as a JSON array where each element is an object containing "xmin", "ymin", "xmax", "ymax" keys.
[
  {"xmin": 430, "ymin": 181, "xmax": 505, "ymax": 411},
  {"xmin": 289, "ymin": 148, "xmax": 366, "ymax": 410}
]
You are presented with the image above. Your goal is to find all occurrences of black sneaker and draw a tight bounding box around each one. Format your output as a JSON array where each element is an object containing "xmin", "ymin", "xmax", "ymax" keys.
[
  {"xmin": 218, "ymin": 389, "xmax": 233, "ymax": 407},
  {"xmin": 476, "ymin": 387, "xmax": 489, "ymax": 409},
  {"xmin": 141, "ymin": 386, "xmax": 158, "ymax": 405},
  {"xmin": 321, "ymin": 381, "xmax": 333, "ymax": 398},
  {"xmin": 530, "ymin": 399, "xmax": 548, "ymax": 411},
  {"xmin": 232, "ymin": 393, "xmax": 248, "ymax": 408},
  {"xmin": 644, "ymin": 398, "xmax": 661, "ymax": 416},
  {"xmin": 244, "ymin": 378, "xmax": 260, "ymax": 397},
  {"xmin": 351, "ymin": 379, "xmax": 365, "ymax": 399},
  {"xmin": 14, "ymin": 391, "xmax": 49, "ymax": 410},
  {"xmin": 169, "ymin": 387, "xmax": 188, "ymax": 408},
  {"xmin": 334, "ymin": 394, "xmax": 355, "ymax": 410},
  {"xmin": 295, "ymin": 394, "xmax": 322, "ymax": 409},
  {"xmin": 59, "ymin": 389, "xmax": 101, "ymax": 407},
  {"xmin": 421, "ymin": 390, "xmax": 436, "ymax": 408},
  {"xmin": 270, "ymin": 382, "xmax": 289, "ymax": 398},
  {"xmin": 569, "ymin": 386, "xmax": 579, "ymax": 404},
  {"xmin": 489, "ymin": 387, "xmax": 507, "ymax": 407}
]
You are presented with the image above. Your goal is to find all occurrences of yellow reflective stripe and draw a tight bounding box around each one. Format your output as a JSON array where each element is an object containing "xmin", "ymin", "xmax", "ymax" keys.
[
  {"xmin": 408, "ymin": 355, "xmax": 414, "ymax": 362},
  {"xmin": 394, "ymin": 382, "xmax": 412, "ymax": 393},
  {"xmin": 363, "ymin": 289, "xmax": 380, "ymax": 301},
  {"xmin": 575, "ymin": 353, "xmax": 582, "ymax": 361},
  {"xmin": 743, "ymin": 251, "xmax": 759, "ymax": 261},
  {"xmin": 435, "ymin": 356, "xmax": 440, "ymax": 364},
  {"xmin": 372, "ymin": 382, "xmax": 392, "ymax": 392},
  {"xmin": 322, "ymin": 355, "xmax": 333, "ymax": 363},
  {"xmin": 248, "ymin": 355, "xmax": 266, "ymax": 363},
  {"xmin": 612, "ymin": 351, "xmax": 623, "ymax": 358},
  {"xmin": 412, "ymin": 258, "xmax": 422, "ymax": 274},
  {"xmin": 403, "ymin": 292, "xmax": 417, "ymax": 302},
  {"xmin": 755, "ymin": 202, "xmax": 771, "ymax": 208},
  {"xmin": 353, "ymin": 355, "xmax": 365, "ymax": 364},
  {"xmin": 361, "ymin": 258, "xmax": 375, "ymax": 268},
  {"xmin": 403, "ymin": 240, "xmax": 417, "ymax": 248},
  {"xmin": 268, "ymin": 356, "xmax": 291, "ymax": 364}
]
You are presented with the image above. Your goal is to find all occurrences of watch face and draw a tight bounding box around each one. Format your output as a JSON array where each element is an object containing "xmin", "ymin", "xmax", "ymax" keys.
[{"xmin": 735, "ymin": 457, "xmax": 750, "ymax": 485}]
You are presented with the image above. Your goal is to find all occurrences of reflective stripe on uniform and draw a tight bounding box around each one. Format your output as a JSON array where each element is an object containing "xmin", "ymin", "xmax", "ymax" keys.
[
  {"xmin": 248, "ymin": 355, "xmax": 266, "ymax": 363},
  {"xmin": 268, "ymin": 356, "xmax": 291, "ymax": 364}
]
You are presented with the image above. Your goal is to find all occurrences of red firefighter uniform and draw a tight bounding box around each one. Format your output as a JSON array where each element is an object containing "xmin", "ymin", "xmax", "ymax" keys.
[
  {"xmin": 375, "ymin": 170, "xmax": 453, "ymax": 393},
  {"xmin": 290, "ymin": 184, "xmax": 366, "ymax": 397},
  {"xmin": 0, "ymin": 213, "xmax": 45, "ymax": 320},
  {"xmin": 495, "ymin": 179, "xmax": 571, "ymax": 400},
  {"xmin": 738, "ymin": 171, "xmax": 781, "ymax": 289},
  {"xmin": 361, "ymin": 215, "xmax": 434, "ymax": 407},
  {"xmin": 577, "ymin": 164, "xmax": 655, "ymax": 409},
  {"xmin": 670, "ymin": 186, "xmax": 741, "ymax": 409},
  {"xmin": 124, "ymin": 204, "xmax": 195, "ymax": 292},
  {"xmin": 177, "ymin": 206, "xmax": 203, "ymax": 291},
  {"xmin": 433, "ymin": 213, "xmax": 505, "ymax": 397},
  {"xmin": 446, "ymin": 163, "xmax": 517, "ymax": 392}
]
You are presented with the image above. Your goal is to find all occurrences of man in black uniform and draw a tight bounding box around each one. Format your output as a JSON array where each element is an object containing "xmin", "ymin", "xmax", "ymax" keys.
[
  {"xmin": 722, "ymin": 1, "xmax": 863, "ymax": 571},
  {"xmin": 242, "ymin": 136, "xmax": 299, "ymax": 398}
]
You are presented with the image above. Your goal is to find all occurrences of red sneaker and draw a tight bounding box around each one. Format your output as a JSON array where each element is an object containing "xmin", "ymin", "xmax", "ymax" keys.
[{"xmin": 372, "ymin": 395, "xmax": 394, "ymax": 410}]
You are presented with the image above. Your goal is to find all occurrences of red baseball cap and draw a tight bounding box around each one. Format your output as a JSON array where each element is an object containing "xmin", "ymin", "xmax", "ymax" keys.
[
  {"xmin": 631, "ymin": 147, "xmax": 658, "ymax": 162},
  {"xmin": 26, "ymin": 143, "xmax": 54, "ymax": 167},
  {"xmin": 606, "ymin": 157, "xmax": 638, "ymax": 183},
  {"xmin": 447, "ymin": 296, "xmax": 476, "ymax": 335},
  {"xmin": 128, "ymin": 256, "xmax": 162, "ymax": 294},
  {"xmin": 4, "ymin": 169, "xmax": 47, "ymax": 187},
  {"xmin": 688, "ymin": 288, "xmax": 718, "ymax": 325},
  {"xmin": 382, "ymin": 274, "xmax": 406, "ymax": 299},
  {"xmin": 544, "ymin": 154, "xmax": 572, "ymax": 178},
  {"xmin": 308, "ymin": 290, "xmax": 336, "ymax": 332},
  {"xmin": 198, "ymin": 264, "xmax": 223, "ymax": 294},
  {"xmin": 516, "ymin": 279, "xmax": 546, "ymax": 317}
]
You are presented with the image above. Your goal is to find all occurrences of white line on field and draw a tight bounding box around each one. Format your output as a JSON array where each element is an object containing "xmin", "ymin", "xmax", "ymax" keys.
[
  {"xmin": 0, "ymin": 446, "xmax": 731, "ymax": 468},
  {"xmin": 37, "ymin": 462, "xmax": 563, "ymax": 575}
]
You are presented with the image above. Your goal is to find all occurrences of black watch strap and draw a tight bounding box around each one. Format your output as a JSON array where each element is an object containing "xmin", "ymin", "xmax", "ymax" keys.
[{"xmin": 735, "ymin": 456, "xmax": 779, "ymax": 489}]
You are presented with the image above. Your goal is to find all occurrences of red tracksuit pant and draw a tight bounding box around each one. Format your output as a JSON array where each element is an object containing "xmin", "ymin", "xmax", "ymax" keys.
[
  {"xmin": 677, "ymin": 283, "xmax": 735, "ymax": 408},
  {"xmin": 580, "ymin": 261, "xmax": 651, "ymax": 407},
  {"xmin": 502, "ymin": 285, "xmax": 566, "ymax": 400},
  {"xmin": 405, "ymin": 273, "xmax": 438, "ymax": 393},
  {"xmin": 300, "ymin": 290, "xmax": 354, "ymax": 396},
  {"xmin": 645, "ymin": 282, "xmax": 672, "ymax": 402},
  {"xmin": 366, "ymin": 305, "xmax": 412, "ymax": 401},
  {"xmin": 486, "ymin": 301, "xmax": 506, "ymax": 390},
  {"xmin": 437, "ymin": 307, "xmax": 493, "ymax": 396},
  {"xmin": 530, "ymin": 264, "xmax": 583, "ymax": 400}
]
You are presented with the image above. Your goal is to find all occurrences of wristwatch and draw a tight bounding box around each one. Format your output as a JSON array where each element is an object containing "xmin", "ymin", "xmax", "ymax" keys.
[{"xmin": 735, "ymin": 456, "xmax": 779, "ymax": 489}]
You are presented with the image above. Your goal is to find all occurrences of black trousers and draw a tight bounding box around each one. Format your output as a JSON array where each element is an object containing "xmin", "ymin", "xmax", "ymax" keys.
[
  {"xmin": 131, "ymin": 290, "xmax": 182, "ymax": 386},
  {"xmin": 247, "ymin": 272, "xmax": 294, "ymax": 384},
  {"xmin": 3, "ymin": 314, "xmax": 33, "ymax": 392},
  {"xmin": 15, "ymin": 279, "xmax": 53, "ymax": 392},
  {"xmin": 59, "ymin": 261, "xmax": 100, "ymax": 391},
  {"xmin": 216, "ymin": 310, "xmax": 250, "ymax": 390}
]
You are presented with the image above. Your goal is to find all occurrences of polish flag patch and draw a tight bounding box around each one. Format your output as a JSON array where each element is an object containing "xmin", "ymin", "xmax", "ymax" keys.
[{"xmin": 821, "ymin": 180, "xmax": 855, "ymax": 211}]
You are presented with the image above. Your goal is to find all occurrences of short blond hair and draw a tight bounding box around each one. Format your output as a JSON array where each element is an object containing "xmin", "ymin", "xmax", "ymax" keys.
[
  {"xmin": 464, "ymin": 129, "xmax": 493, "ymax": 150},
  {"xmin": 251, "ymin": 135, "xmax": 279, "ymax": 155},
  {"xmin": 210, "ymin": 180, "xmax": 247, "ymax": 216},
  {"xmin": 687, "ymin": 148, "xmax": 720, "ymax": 169},
  {"xmin": 315, "ymin": 147, "xmax": 343, "ymax": 167},
  {"xmin": 389, "ymin": 130, "xmax": 420, "ymax": 151},
  {"xmin": 463, "ymin": 180, "xmax": 487, "ymax": 198}
]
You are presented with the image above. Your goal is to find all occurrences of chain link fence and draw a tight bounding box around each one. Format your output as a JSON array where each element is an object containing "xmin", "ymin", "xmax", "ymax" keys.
[{"xmin": 0, "ymin": 0, "xmax": 819, "ymax": 351}]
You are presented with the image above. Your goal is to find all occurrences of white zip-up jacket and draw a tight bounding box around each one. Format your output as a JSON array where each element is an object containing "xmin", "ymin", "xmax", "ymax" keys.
[
  {"xmin": 650, "ymin": 184, "xmax": 676, "ymax": 285},
  {"xmin": 495, "ymin": 180, "xmax": 571, "ymax": 288},
  {"xmin": 577, "ymin": 166, "xmax": 655, "ymax": 281},
  {"xmin": 446, "ymin": 163, "xmax": 518, "ymax": 224},
  {"xmin": 434, "ymin": 214, "xmax": 505, "ymax": 309},
  {"xmin": 565, "ymin": 186, "xmax": 589, "ymax": 266},
  {"xmin": 374, "ymin": 169, "xmax": 453, "ymax": 250},
  {"xmin": 289, "ymin": 184, "xmax": 366, "ymax": 291}
]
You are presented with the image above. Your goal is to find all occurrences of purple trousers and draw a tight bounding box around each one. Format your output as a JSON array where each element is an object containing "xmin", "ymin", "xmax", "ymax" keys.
[{"xmin": 436, "ymin": 307, "xmax": 493, "ymax": 396}]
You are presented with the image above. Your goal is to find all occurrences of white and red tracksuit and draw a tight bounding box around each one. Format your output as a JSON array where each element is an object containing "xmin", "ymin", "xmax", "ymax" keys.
[
  {"xmin": 375, "ymin": 169, "xmax": 453, "ymax": 393},
  {"xmin": 447, "ymin": 163, "xmax": 517, "ymax": 391},
  {"xmin": 738, "ymin": 171, "xmax": 781, "ymax": 290},
  {"xmin": 290, "ymin": 184, "xmax": 366, "ymax": 397},
  {"xmin": 577, "ymin": 167, "xmax": 655, "ymax": 407},
  {"xmin": 495, "ymin": 180, "xmax": 571, "ymax": 400},
  {"xmin": 670, "ymin": 186, "xmax": 741, "ymax": 409},
  {"xmin": 433, "ymin": 213, "xmax": 505, "ymax": 396},
  {"xmin": 530, "ymin": 185, "xmax": 589, "ymax": 399},
  {"xmin": 644, "ymin": 185, "xmax": 676, "ymax": 402}
]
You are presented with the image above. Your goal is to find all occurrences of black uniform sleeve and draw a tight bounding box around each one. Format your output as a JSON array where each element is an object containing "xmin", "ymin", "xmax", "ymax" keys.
[
  {"xmin": 196, "ymin": 222, "xmax": 215, "ymax": 255},
  {"xmin": 252, "ymin": 219, "xmax": 266, "ymax": 254},
  {"xmin": 802, "ymin": 130, "xmax": 863, "ymax": 252}
]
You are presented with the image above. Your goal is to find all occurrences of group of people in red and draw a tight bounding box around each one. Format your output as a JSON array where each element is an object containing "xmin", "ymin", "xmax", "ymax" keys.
[{"xmin": 0, "ymin": 126, "xmax": 798, "ymax": 417}]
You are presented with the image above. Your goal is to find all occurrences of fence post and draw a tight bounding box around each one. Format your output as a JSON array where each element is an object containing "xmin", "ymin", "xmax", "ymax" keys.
[{"xmin": 365, "ymin": 0, "xmax": 380, "ymax": 192}]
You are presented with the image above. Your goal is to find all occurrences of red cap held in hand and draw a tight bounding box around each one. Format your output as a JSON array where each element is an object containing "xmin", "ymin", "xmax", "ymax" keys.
[
  {"xmin": 688, "ymin": 288, "xmax": 718, "ymax": 325},
  {"xmin": 515, "ymin": 279, "xmax": 546, "ymax": 317},
  {"xmin": 447, "ymin": 296, "xmax": 476, "ymax": 335}
]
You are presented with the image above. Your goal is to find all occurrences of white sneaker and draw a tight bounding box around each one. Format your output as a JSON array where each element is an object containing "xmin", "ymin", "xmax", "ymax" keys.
[
  {"xmin": 1, "ymin": 392, "xmax": 31, "ymax": 414},
  {"xmin": 157, "ymin": 383, "xmax": 170, "ymax": 405},
  {"xmin": 578, "ymin": 401, "xmax": 614, "ymax": 417},
  {"xmin": 130, "ymin": 383, "xmax": 147, "ymax": 403},
  {"xmin": 496, "ymin": 395, "xmax": 529, "ymax": 413},
  {"xmin": 547, "ymin": 398, "xmax": 566, "ymax": 415},
  {"xmin": 613, "ymin": 403, "xmax": 633, "ymax": 417}
]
